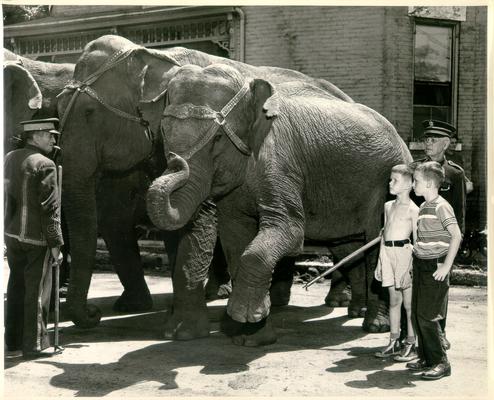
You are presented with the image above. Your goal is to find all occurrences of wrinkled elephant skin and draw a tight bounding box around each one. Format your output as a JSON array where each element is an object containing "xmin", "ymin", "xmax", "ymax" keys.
[
  {"xmin": 147, "ymin": 64, "xmax": 413, "ymax": 345},
  {"xmin": 55, "ymin": 34, "xmax": 355, "ymax": 337}
]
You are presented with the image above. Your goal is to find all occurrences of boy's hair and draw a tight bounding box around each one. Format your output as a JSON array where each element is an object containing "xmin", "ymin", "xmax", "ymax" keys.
[
  {"xmin": 391, "ymin": 164, "xmax": 413, "ymax": 181},
  {"xmin": 414, "ymin": 161, "xmax": 445, "ymax": 188}
]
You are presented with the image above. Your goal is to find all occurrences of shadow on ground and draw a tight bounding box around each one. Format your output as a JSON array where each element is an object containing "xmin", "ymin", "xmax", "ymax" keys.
[{"xmin": 4, "ymin": 291, "xmax": 371, "ymax": 396}]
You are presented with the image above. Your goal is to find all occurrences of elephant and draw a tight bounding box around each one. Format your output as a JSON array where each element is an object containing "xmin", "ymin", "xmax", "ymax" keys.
[
  {"xmin": 146, "ymin": 63, "xmax": 413, "ymax": 346},
  {"xmin": 55, "ymin": 34, "xmax": 357, "ymax": 337},
  {"xmin": 3, "ymin": 49, "xmax": 74, "ymax": 153},
  {"xmin": 2, "ymin": 48, "xmax": 212, "ymax": 330}
]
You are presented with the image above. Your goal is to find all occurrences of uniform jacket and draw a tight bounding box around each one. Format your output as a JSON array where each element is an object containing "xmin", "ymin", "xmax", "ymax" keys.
[
  {"xmin": 4, "ymin": 144, "xmax": 64, "ymax": 248},
  {"xmin": 412, "ymin": 156, "xmax": 466, "ymax": 234}
]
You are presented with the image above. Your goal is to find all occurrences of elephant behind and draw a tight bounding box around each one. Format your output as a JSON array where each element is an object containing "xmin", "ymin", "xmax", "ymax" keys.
[
  {"xmin": 3, "ymin": 49, "xmax": 74, "ymax": 153},
  {"xmin": 147, "ymin": 64, "xmax": 413, "ymax": 346}
]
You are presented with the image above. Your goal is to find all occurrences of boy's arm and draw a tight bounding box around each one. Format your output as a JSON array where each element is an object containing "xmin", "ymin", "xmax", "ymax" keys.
[
  {"xmin": 433, "ymin": 223, "xmax": 462, "ymax": 281},
  {"xmin": 410, "ymin": 205, "xmax": 419, "ymax": 245}
]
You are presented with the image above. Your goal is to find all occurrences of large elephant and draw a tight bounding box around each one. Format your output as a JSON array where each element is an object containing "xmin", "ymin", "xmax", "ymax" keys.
[
  {"xmin": 146, "ymin": 63, "xmax": 413, "ymax": 346},
  {"xmin": 2, "ymin": 50, "xmax": 164, "ymax": 317},
  {"xmin": 55, "ymin": 34, "xmax": 357, "ymax": 337}
]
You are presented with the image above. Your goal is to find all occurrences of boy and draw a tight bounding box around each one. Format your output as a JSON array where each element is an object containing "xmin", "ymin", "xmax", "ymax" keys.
[
  {"xmin": 374, "ymin": 164, "xmax": 418, "ymax": 361},
  {"xmin": 406, "ymin": 161, "xmax": 462, "ymax": 380}
]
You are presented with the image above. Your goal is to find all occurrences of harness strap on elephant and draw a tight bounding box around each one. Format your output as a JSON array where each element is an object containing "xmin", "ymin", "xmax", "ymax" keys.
[
  {"xmin": 162, "ymin": 82, "xmax": 252, "ymax": 160},
  {"xmin": 57, "ymin": 46, "xmax": 151, "ymax": 140}
]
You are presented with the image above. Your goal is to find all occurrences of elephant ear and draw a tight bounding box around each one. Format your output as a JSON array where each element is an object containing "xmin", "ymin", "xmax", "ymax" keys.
[
  {"xmin": 130, "ymin": 48, "xmax": 181, "ymax": 103},
  {"xmin": 248, "ymin": 78, "xmax": 279, "ymax": 158},
  {"xmin": 3, "ymin": 62, "xmax": 43, "ymax": 110}
]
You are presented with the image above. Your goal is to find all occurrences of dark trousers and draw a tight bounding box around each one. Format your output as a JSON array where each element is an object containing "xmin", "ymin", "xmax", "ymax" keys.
[
  {"xmin": 4, "ymin": 237, "xmax": 52, "ymax": 353},
  {"xmin": 411, "ymin": 255, "xmax": 449, "ymax": 366}
]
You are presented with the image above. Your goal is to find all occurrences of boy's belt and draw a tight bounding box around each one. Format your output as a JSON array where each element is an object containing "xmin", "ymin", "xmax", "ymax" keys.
[{"xmin": 384, "ymin": 239, "xmax": 410, "ymax": 247}]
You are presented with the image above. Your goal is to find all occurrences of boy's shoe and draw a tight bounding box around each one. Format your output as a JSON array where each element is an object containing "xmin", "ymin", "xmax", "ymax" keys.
[
  {"xmin": 393, "ymin": 342, "xmax": 418, "ymax": 362},
  {"xmin": 374, "ymin": 340, "xmax": 400, "ymax": 358},
  {"xmin": 406, "ymin": 359, "xmax": 430, "ymax": 371},
  {"xmin": 421, "ymin": 363, "xmax": 451, "ymax": 380}
]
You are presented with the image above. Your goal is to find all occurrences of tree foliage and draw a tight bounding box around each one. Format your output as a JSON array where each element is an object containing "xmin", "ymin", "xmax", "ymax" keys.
[{"xmin": 3, "ymin": 5, "xmax": 50, "ymax": 25}]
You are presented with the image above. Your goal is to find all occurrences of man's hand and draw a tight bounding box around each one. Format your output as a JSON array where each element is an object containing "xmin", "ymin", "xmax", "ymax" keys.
[
  {"xmin": 433, "ymin": 263, "xmax": 451, "ymax": 281},
  {"xmin": 51, "ymin": 247, "xmax": 63, "ymax": 265}
]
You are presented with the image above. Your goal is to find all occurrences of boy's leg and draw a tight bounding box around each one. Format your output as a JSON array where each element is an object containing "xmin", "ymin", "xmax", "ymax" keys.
[
  {"xmin": 393, "ymin": 286, "xmax": 418, "ymax": 362},
  {"xmin": 388, "ymin": 286, "xmax": 402, "ymax": 338},
  {"xmin": 402, "ymin": 286, "xmax": 415, "ymax": 341},
  {"xmin": 375, "ymin": 286, "xmax": 401, "ymax": 357},
  {"xmin": 406, "ymin": 256, "xmax": 429, "ymax": 370},
  {"xmin": 415, "ymin": 258, "xmax": 450, "ymax": 379}
]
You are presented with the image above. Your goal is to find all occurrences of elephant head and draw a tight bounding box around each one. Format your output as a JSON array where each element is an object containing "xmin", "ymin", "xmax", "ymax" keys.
[
  {"xmin": 147, "ymin": 64, "xmax": 278, "ymax": 231},
  {"xmin": 3, "ymin": 48, "xmax": 75, "ymax": 153},
  {"xmin": 3, "ymin": 60, "xmax": 43, "ymax": 152},
  {"xmin": 55, "ymin": 35, "xmax": 201, "ymax": 328}
]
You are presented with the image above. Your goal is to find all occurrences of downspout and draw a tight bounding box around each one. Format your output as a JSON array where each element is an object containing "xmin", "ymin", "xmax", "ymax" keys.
[{"xmin": 234, "ymin": 7, "xmax": 245, "ymax": 62}]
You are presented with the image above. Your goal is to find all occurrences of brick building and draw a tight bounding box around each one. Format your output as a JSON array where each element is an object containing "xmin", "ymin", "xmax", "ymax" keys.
[{"xmin": 3, "ymin": 5, "xmax": 487, "ymax": 230}]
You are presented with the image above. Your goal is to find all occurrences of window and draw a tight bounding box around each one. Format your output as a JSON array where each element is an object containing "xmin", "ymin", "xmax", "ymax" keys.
[{"xmin": 413, "ymin": 22, "xmax": 458, "ymax": 139}]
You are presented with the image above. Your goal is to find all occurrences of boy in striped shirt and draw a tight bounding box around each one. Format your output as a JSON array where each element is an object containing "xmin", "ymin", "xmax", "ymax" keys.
[{"xmin": 406, "ymin": 161, "xmax": 462, "ymax": 380}]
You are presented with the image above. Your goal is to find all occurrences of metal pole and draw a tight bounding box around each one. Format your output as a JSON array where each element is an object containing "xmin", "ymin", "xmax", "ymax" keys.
[
  {"xmin": 54, "ymin": 165, "xmax": 62, "ymax": 352},
  {"xmin": 303, "ymin": 235, "xmax": 382, "ymax": 290}
]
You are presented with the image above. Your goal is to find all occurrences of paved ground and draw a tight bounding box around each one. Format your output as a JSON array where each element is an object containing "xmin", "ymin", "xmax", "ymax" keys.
[{"xmin": 2, "ymin": 265, "xmax": 490, "ymax": 398}]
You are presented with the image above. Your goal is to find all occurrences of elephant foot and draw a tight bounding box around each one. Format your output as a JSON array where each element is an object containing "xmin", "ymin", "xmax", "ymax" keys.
[
  {"xmin": 269, "ymin": 279, "xmax": 292, "ymax": 307},
  {"xmin": 362, "ymin": 301, "xmax": 390, "ymax": 333},
  {"xmin": 113, "ymin": 289, "xmax": 153, "ymax": 313},
  {"xmin": 325, "ymin": 283, "xmax": 352, "ymax": 307},
  {"xmin": 348, "ymin": 304, "xmax": 367, "ymax": 319},
  {"xmin": 205, "ymin": 281, "xmax": 232, "ymax": 301},
  {"xmin": 163, "ymin": 309, "xmax": 210, "ymax": 340},
  {"xmin": 221, "ymin": 313, "xmax": 276, "ymax": 347},
  {"xmin": 66, "ymin": 304, "xmax": 102, "ymax": 329}
]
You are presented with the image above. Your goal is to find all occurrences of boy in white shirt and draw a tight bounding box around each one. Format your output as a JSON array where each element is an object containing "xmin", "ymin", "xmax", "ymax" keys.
[{"xmin": 374, "ymin": 164, "xmax": 419, "ymax": 361}]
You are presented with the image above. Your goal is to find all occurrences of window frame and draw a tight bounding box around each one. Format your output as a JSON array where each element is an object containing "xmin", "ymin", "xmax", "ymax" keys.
[{"xmin": 412, "ymin": 18, "xmax": 459, "ymax": 141}]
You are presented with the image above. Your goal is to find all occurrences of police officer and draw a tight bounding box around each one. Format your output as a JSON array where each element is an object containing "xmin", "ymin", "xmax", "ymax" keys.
[
  {"xmin": 413, "ymin": 120, "xmax": 467, "ymax": 234},
  {"xmin": 411, "ymin": 119, "xmax": 467, "ymax": 352},
  {"xmin": 4, "ymin": 118, "xmax": 64, "ymax": 360}
]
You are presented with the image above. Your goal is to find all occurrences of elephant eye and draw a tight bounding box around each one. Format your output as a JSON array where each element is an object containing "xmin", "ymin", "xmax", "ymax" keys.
[
  {"xmin": 84, "ymin": 107, "xmax": 94, "ymax": 120},
  {"xmin": 213, "ymin": 134, "xmax": 222, "ymax": 144}
]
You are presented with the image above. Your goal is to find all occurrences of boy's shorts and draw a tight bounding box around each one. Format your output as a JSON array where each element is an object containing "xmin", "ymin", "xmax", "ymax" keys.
[{"xmin": 374, "ymin": 240, "xmax": 413, "ymax": 289}]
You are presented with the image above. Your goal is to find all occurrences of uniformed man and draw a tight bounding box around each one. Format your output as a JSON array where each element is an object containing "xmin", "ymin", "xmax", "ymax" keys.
[
  {"xmin": 4, "ymin": 118, "xmax": 64, "ymax": 360},
  {"xmin": 411, "ymin": 119, "xmax": 467, "ymax": 353},
  {"xmin": 412, "ymin": 120, "xmax": 467, "ymax": 235}
]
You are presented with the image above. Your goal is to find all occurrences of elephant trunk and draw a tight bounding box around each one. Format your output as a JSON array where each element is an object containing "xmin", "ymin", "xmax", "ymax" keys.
[
  {"xmin": 147, "ymin": 152, "xmax": 209, "ymax": 231},
  {"xmin": 62, "ymin": 176, "xmax": 102, "ymax": 328}
]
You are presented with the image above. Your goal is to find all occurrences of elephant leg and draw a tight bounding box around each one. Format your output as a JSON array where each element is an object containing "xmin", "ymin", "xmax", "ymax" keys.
[
  {"xmin": 326, "ymin": 242, "xmax": 367, "ymax": 318},
  {"xmin": 226, "ymin": 219, "xmax": 305, "ymax": 347},
  {"xmin": 324, "ymin": 269, "xmax": 352, "ymax": 308},
  {"xmin": 205, "ymin": 239, "xmax": 232, "ymax": 301},
  {"xmin": 270, "ymin": 256, "xmax": 296, "ymax": 307},
  {"xmin": 163, "ymin": 200, "xmax": 217, "ymax": 340},
  {"xmin": 97, "ymin": 174, "xmax": 152, "ymax": 312}
]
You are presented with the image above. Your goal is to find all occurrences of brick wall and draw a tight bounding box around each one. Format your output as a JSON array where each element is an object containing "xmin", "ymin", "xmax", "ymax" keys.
[
  {"xmin": 243, "ymin": 6, "xmax": 386, "ymax": 113},
  {"xmin": 457, "ymin": 7, "xmax": 488, "ymax": 229}
]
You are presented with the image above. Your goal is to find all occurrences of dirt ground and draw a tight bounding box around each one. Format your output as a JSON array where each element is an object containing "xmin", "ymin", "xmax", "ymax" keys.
[{"xmin": 2, "ymin": 264, "xmax": 490, "ymax": 398}]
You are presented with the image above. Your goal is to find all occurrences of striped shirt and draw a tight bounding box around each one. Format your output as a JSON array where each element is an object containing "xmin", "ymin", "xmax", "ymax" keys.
[{"xmin": 413, "ymin": 195, "xmax": 458, "ymax": 259}]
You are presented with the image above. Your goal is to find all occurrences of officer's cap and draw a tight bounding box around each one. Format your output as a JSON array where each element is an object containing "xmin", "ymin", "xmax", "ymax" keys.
[
  {"xmin": 20, "ymin": 117, "xmax": 60, "ymax": 135},
  {"xmin": 422, "ymin": 120, "xmax": 456, "ymax": 138}
]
